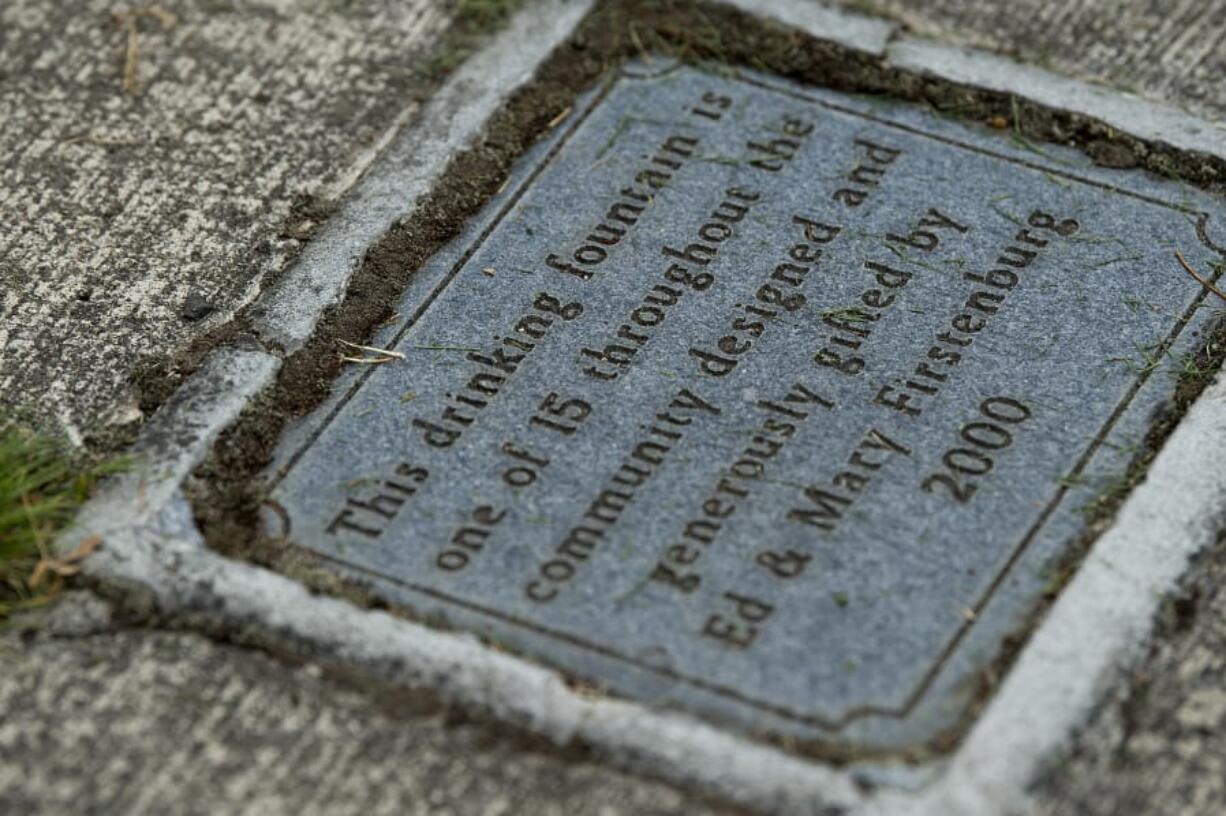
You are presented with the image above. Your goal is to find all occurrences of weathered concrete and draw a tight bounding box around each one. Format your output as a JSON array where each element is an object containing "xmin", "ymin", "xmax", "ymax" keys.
[
  {"xmin": 4, "ymin": 0, "xmax": 1226, "ymax": 813},
  {"xmin": 1036, "ymin": 534, "xmax": 1226, "ymax": 816},
  {"xmin": 864, "ymin": 0, "xmax": 1226, "ymax": 123},
  {"xmin": 0, "ymin": 594, "xmax": 732, "ymax": 816},
  {"xmin": 0, "ymin": 0, "xmax": 445, "ymax": 442}
]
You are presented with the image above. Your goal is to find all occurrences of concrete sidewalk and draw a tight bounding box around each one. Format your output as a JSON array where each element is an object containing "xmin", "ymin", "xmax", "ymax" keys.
[
  {"xmin": 3, "ymin": 1, "xmax": 1226, "ymax": 813},
  {"xmin": 1, "ymin": 0, "xmax": 445, "ymax": 443},
  {"xmin": 0, "ymin": 594, "xmax": 730, "ymax": 816}
]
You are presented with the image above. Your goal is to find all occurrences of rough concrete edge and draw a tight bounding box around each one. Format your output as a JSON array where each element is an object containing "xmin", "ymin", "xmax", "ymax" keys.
[
  {"xmin": 68, "ymin": 355, "xmax": 866, "ymax": 816},
  {"xmin": 90, "ymin": 348, "xmax": 282, "ymax": 532},
  {"xmin": 53, "ymin": 2, "xmax": 1226, "ymax": 815},
  {"xmin": 887, "ymin": 37, "xmax": 1226, "ymax": 163},
  {"xmin": 73, "ymin": 501, "xmax": 866, "ymax": 815},
  {"xmin": 723, "ymin": 0, "xmax": 896, "ymax": 56},
  {"xmin": 883, "ymin": 372, "xmax": 1226, "ymax": 816},
  {"xmin": 248, "ymin": 0, "xmax": 597, "ymax": 354}
]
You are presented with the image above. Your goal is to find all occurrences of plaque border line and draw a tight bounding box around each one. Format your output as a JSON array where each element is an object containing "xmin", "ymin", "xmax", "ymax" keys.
[{"xmin": 273, "ymin": 66, "xmax": 1223, "ymax": 732}]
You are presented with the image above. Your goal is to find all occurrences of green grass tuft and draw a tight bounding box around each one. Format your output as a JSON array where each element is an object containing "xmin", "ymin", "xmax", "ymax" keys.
[{"xmin": 0, "ymin": 427, "xmax": 127, "ymax": 618}]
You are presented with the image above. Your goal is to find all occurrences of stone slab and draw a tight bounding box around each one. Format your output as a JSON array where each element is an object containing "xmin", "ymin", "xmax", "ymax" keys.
[{"xmin": 268, "ymin": 62, "xmax": 1225, "ymax": 750}]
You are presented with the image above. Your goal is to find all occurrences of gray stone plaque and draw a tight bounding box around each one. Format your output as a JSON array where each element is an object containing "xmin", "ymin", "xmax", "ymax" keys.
[{"xmin": 268, "ymin": 63, "xmax": 1223, "ymax": 750}]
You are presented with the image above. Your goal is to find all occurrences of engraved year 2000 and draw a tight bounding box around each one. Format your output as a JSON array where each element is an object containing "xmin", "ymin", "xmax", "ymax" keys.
[{"xmin": 921, "ymin": 397, "xmax": 1032, "ymax": 502}]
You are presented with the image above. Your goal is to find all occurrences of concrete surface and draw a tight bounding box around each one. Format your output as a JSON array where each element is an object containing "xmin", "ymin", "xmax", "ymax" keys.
[
  {"xmin": 0, "ymin": 0, "xmax": 445, "ymax": 442},
  {"xmin": 4, "ymin": 0, "xmax": 1226, "ymax": 813},
  {"xmin": 1037, "ymin": 531, "xmax": 1226, "ymax": 816},
  {"xmin": 0, "ymin": 594, "xmax": 731, "ymax": 816},
  {"xmin": 866, "ymin": 0, "xmax": 1226, "ymax": 123}
]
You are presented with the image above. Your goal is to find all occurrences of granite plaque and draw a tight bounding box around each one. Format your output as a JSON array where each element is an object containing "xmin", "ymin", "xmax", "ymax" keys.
[{"xmin": 268, "ymin": 63, "xmax": 1223, "ymax": 750}]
